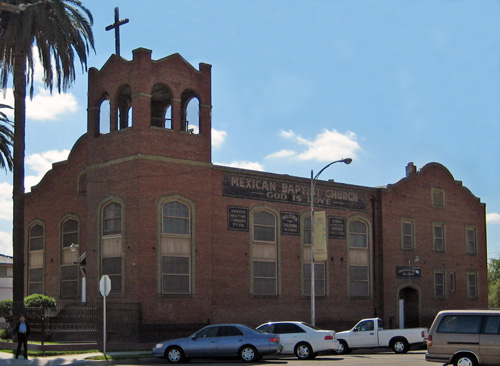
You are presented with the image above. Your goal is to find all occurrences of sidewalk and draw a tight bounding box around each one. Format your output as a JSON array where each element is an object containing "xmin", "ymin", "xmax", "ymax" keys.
[
  {"xmin": 0, "ymin": 350, "xmax": 103, "ymax": 365},
  {"xmin": 0, "ymin": 351, "xmax": 158, "ymax": 365}
]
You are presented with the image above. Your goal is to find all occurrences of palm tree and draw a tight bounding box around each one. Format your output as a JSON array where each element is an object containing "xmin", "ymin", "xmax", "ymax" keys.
[
  {"xmin": 0, "ymin": 0, "xmax": 94, "ymax": 313},
  {"xmin": 0, "ymin": 104, "xmax": 14, "ymax": 171}
]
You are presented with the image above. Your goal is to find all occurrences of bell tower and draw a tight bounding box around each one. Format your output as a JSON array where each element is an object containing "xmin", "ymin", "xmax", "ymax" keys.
[{"xmin": 86, "ymin": 48, "xmax": 212, "ymax": 166}]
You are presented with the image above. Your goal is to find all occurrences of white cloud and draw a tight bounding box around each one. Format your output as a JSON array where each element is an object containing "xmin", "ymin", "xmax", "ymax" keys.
[
  {"xmin": 487, "ymin": 213, "xmax": 500, "ymax": 225},
  {"xmin": 266, "ymin": 149, "xmax": 296, "ymax": 159},
  {"xmin": 25, "ymin": 149, "xmax": 70, "ymax": 191},
  {"xmin": 212, "ymin": 128, "xmax": 227, "ymax": 149},
  {"xmin": 272, "ymin": 128, "xmax": 361, "ymax": 162},
  {"xmin": 0, "ymin": 231, "xmax": 12, "ymax": 256},
  {"xmin": 32, "ymin": 52, "xmax": 45, "ymax": 83},
  {"xmin": 0, "ymin": 149, "xmax": 69, "ymax": 255},
  {"xmin": 218, "ymin": 161, "xmax": 265, "ymax": 171},
  {"xmin": 0, "ymin": 182, "xmax": 12, "ymax": 222},
  {"xmin": 0, "ymin": 87, "xmax": 78, "ymax": 121},
  {"xmin": 279, "ymin": 129, "xmax": 296, "ymax": 139},
  {"xmin": 27, "ymin": 88, "xmax": 78, "ymax": 120}
]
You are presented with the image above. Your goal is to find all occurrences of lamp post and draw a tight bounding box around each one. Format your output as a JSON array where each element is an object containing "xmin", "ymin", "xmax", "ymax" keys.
[
  {"xmin": 310, "ymin": 158, "xmax": 352, "ymax": 326},
  {"xmin": 0, "ymin": 0, "xmax": 46, "ymax": 13},
  {"xmin": 70, "ymin": 243, "xmax": 86, "ymax": 303}
]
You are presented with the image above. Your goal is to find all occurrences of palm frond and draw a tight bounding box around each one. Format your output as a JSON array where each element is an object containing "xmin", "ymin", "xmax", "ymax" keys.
[{"xmin": 0, "ymin": 103, "xmax": 13, "ymax": 171}]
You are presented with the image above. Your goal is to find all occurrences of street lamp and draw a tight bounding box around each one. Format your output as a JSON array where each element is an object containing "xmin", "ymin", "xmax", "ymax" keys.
[
  {"xmin": 310, "ymin": 158, "xmax": 352, "ymax": 326},
  {"xmin": 69, "ymin": 243, "xmax": 87, "ymax": 303},
  {"xmin": 0, "ymin": 0, "xmax": 46, "ymax": 13}
]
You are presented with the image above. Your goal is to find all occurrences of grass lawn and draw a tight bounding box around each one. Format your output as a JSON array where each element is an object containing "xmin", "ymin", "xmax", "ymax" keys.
[
  {"xmin": 1, "ymin": 344, "xmax": 153, "ymax": 360},
  {"xmin": 85, "ymin": 352, "xmax": 153, "ymax": 361}
]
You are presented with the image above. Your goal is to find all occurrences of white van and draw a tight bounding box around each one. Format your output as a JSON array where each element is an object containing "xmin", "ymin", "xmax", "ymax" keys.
[{"xmin": 426, "ymin": 310, "xmax": 500, "ymax": 366}]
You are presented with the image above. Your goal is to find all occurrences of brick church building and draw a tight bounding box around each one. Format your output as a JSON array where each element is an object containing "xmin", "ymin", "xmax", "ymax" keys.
[{"xmin": 23, "ymin": 48, "xmax": 488, "ymax": 336}]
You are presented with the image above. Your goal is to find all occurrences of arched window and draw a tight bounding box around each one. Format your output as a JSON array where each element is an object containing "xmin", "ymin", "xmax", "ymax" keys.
[
  {"xmin": 160, "ymin": 199, "xmax": 193, "ymax": 294},
  {"xmin": 99, "ymin": 94, "xmax": 111, "ymax": 134},
  {"xmin": 28, "ymin": 223, "xmax": 44, "ymax": 295},
  {"xmin": 302, "ymin": 214, "xmax": 326, "ymax": 297},
  {"xmin": 349, "ymin": 221, "xmax": 368, "ymax": 248},
  {"xmin": 347, "ymin": 218, "xmax": 370, "ymax": 297},
  {"xmin": 117, "ymin": 85, "xmax": 132, "ymax": 129},
  {"xmin": 251, "ymin": 210, "xmax": 278, "ymax": 296},
  {"xmin": 100, "ymin": 201, "xmax": 123, "ymax": 295},
  {"xmin": 181, "ymin": 90, "xmax": 200, "ymax": 134},
  {"xmin": 151, "ymin": 84, "xmax": 172, "ymax": 128},
  {"xmin": 60, "ymin": 218, "xmax": 79, "ymax": 298}
]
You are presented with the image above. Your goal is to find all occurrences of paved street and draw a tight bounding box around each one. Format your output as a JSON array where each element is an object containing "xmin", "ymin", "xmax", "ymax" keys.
[
  {"xmin": 0, "ymin": 349, "xmax": 430, "ymax": 366},
  {"xmin": 124, "ymin": 350, "xmax": 429, "ymax": 366}
]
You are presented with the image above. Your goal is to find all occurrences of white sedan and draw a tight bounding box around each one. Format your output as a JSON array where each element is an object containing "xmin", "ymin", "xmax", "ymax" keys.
[{"xmin": 257, "ymin": 321, "xmax": 340, "ymax": 360}]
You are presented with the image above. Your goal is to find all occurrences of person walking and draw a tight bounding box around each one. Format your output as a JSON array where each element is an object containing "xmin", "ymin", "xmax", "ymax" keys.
[{"xmin": 13, "ymin": 315, "xmax": 31, "ymax": 359}]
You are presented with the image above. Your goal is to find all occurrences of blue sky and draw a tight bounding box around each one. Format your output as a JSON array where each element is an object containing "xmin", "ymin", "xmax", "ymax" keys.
[{"xmin": 0, "ymin": 0, "xmax": 499, "ymax": 258}]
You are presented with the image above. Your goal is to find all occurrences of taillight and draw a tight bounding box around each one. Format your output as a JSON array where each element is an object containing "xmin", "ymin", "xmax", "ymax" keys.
[
  {"xmin": 270, "ymin": 337, "xmax": 279, "ymax": 343},
  {"xmin": 421, "ymin": 330, "xmax": 425, "ymax": 338},
  {"xmin": 324, "ymin": 335, "xmax": 334, "ymax": 340},
  {"xmin": 427, "ymin": 335, "xmax": 432, "ymax": 347}
]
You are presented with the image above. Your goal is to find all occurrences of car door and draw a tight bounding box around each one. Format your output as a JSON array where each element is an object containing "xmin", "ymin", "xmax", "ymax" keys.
[
  {"xmin": 216, "ymin": 325, "xmax": 246, "ymax": 356},
  {"xmin": 349, "ymin": 320, "xmax": 378, "ymax": 347},
  {"xmin": 273, "ymin": 323, "xmax": 306, "ymax": 354},
  {"xmin": 480, "ymin": 316, "xmax": 500, "ymax": 365},
  {"xmin": 187, "ymin": 325, "xmax": 219, "ymax": 357}
]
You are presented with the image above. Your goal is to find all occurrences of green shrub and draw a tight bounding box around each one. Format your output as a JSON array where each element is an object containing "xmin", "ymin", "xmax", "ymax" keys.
[
  {"xmin": 0, "ymin": 299, "xmax": 13, "ymax": 324},
  {"xmin": 24, "ymin": 294, "xmax": 56, "ymax": 308},
  {"xmin": 0, "ymin": 328, "xmax": 12, "ymax": 340},
  {"xmin": 0, "ymin": 299, "xmax": 12, "ymax": 315}
]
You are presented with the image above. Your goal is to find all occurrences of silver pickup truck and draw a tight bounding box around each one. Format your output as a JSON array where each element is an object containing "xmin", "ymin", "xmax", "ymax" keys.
[{"xmin": 335, "ymin": 318, "xmax": 428, "ymax": 354}]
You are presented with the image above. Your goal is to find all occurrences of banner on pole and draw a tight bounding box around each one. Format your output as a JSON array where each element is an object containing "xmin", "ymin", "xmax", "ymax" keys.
[{"xmin": 313, "ymin": 211, "xmax": 327, "ymax": 261}]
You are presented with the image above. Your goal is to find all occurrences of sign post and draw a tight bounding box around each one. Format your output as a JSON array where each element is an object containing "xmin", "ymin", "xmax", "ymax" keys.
[{"xmin": 99, "ymin": 275, "xmax": 111, "ymax": 358}]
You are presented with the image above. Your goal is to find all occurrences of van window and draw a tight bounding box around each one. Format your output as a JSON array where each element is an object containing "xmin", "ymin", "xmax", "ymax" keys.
[
  {"xmin": 483, "ymin": 316, "xmax": 500, "ymax": 334},
  {"xmin": 437, "ymin": 315, "xmax": 482, "ymax": 334}
]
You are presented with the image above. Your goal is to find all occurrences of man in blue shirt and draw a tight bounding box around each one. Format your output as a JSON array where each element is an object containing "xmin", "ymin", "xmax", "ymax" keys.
[{"xmin": 14, "ymin": 315, "xmax": 31, "ymax": 359}]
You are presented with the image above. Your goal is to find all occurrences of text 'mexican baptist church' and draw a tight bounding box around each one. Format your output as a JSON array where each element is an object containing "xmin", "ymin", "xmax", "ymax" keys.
[{"xmin": 23, "ymin": 48, "xmax": 487, "ymax": 339}]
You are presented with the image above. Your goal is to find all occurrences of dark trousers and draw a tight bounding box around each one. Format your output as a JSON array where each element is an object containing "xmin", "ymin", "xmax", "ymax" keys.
[{"xmin": 15, "ymin": 333, "xmax": 28, "ymax": 359}]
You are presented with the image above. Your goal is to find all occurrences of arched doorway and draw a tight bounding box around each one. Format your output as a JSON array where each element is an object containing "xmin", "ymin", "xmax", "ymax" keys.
[{"xmin": 399, "ymin": 286, "xmax": 420, "ymax": 328}]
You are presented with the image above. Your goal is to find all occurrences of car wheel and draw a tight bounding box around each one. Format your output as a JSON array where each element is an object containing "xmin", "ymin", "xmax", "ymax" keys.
[
  {"xmin": 391, "ymin": 338, "xmax": 409, "ymax": 354},
  {"xmin": 295, "ymin": 342, "xmax": 313, "ymax": 360},
  {"xmin": 239, "ymin": 345, "xmax": 258, "ymax": 362},
  {"xmin": 336, "ymin": 340, "xmax": 351, "ymax": 354},
  {"xmin": 453, "ymin": 353, "xmax": 478, "ymax": 366},
  {"xmin": 165, "ymin": 346, "xmax": 185, "ymax": 363}
]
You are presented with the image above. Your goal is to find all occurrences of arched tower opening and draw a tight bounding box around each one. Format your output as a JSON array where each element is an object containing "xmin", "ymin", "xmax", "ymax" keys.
[
  {"xmin": 117, "ymin": 84, "xmax": 132, "ymax": 130},
  {"xmin": 181, "ymin": 90, "xmax": 200, "ymax": 134},
  {"xmin": 99, "ymin": 93, "xmax": 111, "ymax": 135},
  {"xmin": 151, "ymin": 83, "xmax": 172, "ymax": 128}
]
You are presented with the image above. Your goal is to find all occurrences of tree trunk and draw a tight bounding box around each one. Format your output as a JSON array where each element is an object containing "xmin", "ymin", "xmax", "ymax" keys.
[{"xmin": 12, "ymin": 53, "xmax": 26, "ymax": 316}]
